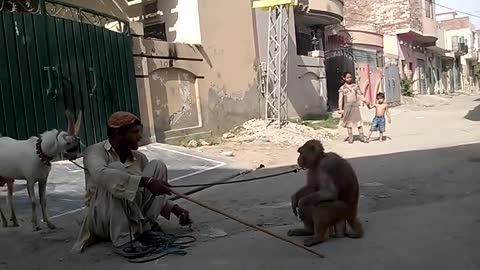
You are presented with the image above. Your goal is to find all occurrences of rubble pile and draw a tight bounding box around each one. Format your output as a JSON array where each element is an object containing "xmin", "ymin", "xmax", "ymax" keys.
[{"xmin": 221, "ymin": 119, "xmax": 338, "ymax": 146}]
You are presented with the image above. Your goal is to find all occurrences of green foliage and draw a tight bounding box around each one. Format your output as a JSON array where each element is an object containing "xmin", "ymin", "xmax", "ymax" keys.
[
  {"xmin": 300, "ymin": 113, "xmax": 340, "ymax": 129},
  {"xmin": 400, "ymin": 78, "xmax": 415, "ymax": 97}
]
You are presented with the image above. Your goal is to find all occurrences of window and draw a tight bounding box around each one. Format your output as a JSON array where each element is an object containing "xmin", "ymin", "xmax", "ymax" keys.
[
  {"xmin": 425, "ymin": 0, "xmax": 434, "ymax": 18},
  {"xmin": 144, "ymin": 22, "xmax": 167, "ymax": 41},
  {"xmin": 294, "ymin": 12, "xmax": 324, "ymax": 56},
  {"xmin": 295, "ymin": 26, "xmax": 323, "ymax": 56}
]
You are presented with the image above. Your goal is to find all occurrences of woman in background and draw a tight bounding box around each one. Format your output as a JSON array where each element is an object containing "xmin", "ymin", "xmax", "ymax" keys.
[{"xmin": 338, "ymin": 72, "xmax": 368, "ymax": 143}]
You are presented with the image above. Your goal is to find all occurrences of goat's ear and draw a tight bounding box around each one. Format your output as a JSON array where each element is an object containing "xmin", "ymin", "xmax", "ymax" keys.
[
  {"xmin": 65, "ymin": 110, "xmax": 75, "ymax": 135},
  {"xmin": 74, "ymin": 111, "xmax": 83, "ymax": 136}
]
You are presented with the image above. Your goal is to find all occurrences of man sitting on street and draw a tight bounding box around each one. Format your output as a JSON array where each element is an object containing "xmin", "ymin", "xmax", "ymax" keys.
[{"xmin": 72, "ymin": 111, "xmax": 192, "ymax": 253}]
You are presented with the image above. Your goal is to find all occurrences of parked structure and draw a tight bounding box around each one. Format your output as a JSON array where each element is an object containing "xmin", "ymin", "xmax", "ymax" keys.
[{"xmin": 438, "ymin": 12, "xmax": 480, "ymax": 92}]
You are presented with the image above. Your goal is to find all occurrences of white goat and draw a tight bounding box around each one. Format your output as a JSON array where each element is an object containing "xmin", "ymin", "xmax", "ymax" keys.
[{"xmin": 0, "ymin": 111, "xmax": 82, "ymax": 231}]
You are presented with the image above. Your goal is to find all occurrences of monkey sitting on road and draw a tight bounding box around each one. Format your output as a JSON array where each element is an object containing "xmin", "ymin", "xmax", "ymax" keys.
[{"xmin": 288, "ymin": 139, "xmax": 364, "ymax": 247}]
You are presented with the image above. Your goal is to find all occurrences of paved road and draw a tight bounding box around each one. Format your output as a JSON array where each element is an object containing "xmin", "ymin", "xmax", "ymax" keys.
[
  {"xmin": 1, "ymin": 94, "xmax": 480, "ymax": 270},
  {"xmin": 159, "ymin": 94, "xmax": 480, "ymax": 270},
  {"xmin": 0, "ymin": 142, "xmax": 246, "ymax": 231}
]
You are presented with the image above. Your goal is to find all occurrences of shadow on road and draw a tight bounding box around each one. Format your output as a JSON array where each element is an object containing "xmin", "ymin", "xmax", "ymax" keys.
[
  {"xmin": 1, "ymin": 142, "xmax": 480, "ymax": 269},
  {"xmin": 464, "ymin": 98, "xmax": 480, "ymax": 121},
  {"xmin": 465, "ymin": 104, "xmax": 480, "ymax": 121}
]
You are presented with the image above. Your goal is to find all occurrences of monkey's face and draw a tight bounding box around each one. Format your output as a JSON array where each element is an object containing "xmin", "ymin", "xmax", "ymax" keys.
[{"xmin": 297, "ymin": 140, "xmax": 325, "ymax": 169}]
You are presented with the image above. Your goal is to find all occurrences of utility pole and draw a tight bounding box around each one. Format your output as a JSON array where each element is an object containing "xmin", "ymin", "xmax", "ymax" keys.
[{"xmin": 253, "ymin": 0, "xmax": 297, "ymax": 123}]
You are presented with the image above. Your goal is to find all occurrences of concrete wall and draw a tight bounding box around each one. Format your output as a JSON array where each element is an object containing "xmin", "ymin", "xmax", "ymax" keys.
[
  {"xmin": 303, "ymin": 0, "xmax": 344, "ymax": 23},
  {"xmin": 436, "ymin": 12, "xmax": 456, "ymax": 21},
  {"xmin": 436, "ymin": 27, "xmax": 447, "ymax": 50},
  {"xmin": 422, "ymin": 16, "xmax": 437, "ymax": 38},
  {"xmin": 59, "ymin": 0, "xmax": 261, "ymax": 143},
  {"xmin": 349, "ymin": 29, "xmax": 384, "ymax": 48},
  {"xmin": 139, "ymin": 0, "xmax": 260, "ymax": 142},
  {"xmin": 384, "ymin": 35, "xmax": 400, "ymax": 57}
]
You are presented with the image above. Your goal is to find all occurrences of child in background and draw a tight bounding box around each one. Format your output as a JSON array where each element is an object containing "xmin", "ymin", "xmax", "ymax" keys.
[{"xmin": 366, "ymin": 93, "xmax": 391, "ymax": 142}]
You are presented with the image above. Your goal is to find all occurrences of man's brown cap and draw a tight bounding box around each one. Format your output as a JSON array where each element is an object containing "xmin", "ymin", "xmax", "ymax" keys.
[{"xmin": 107, "ymin": 111, "xmax": 141, "ymax": 128}]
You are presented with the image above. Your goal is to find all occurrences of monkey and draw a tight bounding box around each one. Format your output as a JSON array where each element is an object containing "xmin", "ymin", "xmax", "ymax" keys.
[{"xmin": 288, "ymin": 139, "xmax": 364, "ymax": 247}]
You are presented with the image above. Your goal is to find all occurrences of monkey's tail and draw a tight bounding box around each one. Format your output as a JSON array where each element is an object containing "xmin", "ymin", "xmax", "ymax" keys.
[{"xmin": 346, "ymin": 212, "xmax": 364, "ymax": 239}]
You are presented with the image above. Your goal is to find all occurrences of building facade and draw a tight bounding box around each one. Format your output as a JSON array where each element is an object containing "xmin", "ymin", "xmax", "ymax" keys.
[
  {"xmin": 343, "ymin": 0, "xmax": 454, "ymax": 96},
  {"xmin": 253, "ymin": 0, "xmax": 345, "ymax": 116},
  {"xmin": 438, "ymin": 13, "xmax": 480, "ymax": 92},
  {"xmin": 58, "ymin": 0, "xmax": 262, "ymax": 144},
  {"xmin": 54, "ymin": 0, "xmax": 348, "ymax": 143}
]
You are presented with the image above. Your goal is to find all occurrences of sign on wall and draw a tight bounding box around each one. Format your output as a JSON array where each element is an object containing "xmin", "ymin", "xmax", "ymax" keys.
[{"xmin": 252, "ymin": 0, "xmax": 297, "ymax": 8}]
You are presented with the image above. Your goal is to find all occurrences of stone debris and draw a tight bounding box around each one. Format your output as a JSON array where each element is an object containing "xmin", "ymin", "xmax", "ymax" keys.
[
  {"xmin": 222, "ymin": 132, "xmax": 235, "ymax": 139},
  {"xmin": 221, "ymin": 151, "xmax": 235, "ymax": 157},
  {"xmin": 187, "ymin": 140, "xmax": 199, "ymax": 148},
  {"xmin": 222, "ymin": 119, "xmax": 338, "ymax": 146},
  {"xmin": 199, "ymin": 139, "xmax": 211, "ymax": 146},
  {"xmin": 200, "ymin": 227, "xmax": 228, "ymax": 238}
]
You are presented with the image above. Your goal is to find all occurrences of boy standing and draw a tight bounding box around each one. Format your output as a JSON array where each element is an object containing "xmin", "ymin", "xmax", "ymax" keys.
[{"xmin": 366, "ymin": 93, "xmax": 391, "ymax": 142}]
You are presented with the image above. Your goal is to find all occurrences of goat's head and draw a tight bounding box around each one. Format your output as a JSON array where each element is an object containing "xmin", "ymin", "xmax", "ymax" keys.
[{"xmin": 57, "ymin": 110, "xmax": 82, "ymax": 159}]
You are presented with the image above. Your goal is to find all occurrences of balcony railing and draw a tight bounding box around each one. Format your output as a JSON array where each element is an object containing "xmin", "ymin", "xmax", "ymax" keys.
[{"xmin": 452, "ymin": 36, "xmax": 468, "ymax": 56}]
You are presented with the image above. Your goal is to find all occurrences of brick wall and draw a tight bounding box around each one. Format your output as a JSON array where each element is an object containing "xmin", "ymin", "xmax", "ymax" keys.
[
  {"xmin": 344, "ymin": 0, "xmax": 424, "ymax": 34},
  {"xmin": 438, "ymin": 17, "xmax": 471, "ymax": 31},
  {"xmin": 409, "ymin": 0, "xmax": 423, "ymax": 32}
]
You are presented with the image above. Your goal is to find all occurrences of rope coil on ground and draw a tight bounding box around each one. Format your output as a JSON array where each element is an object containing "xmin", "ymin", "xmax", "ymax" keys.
[{"xmin": 115, "ymin": 230, "xmax": 197, "ymax": 263}]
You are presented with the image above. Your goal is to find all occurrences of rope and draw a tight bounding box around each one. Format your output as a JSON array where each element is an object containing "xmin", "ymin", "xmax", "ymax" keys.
[
  {"xmin": 115, "ymin": 229, "xmax": 196, "ymax": 263},
  {"xmin": 68, "ymin": 159, "xmax": 303, "ymax": 188},
  {"xmin": 169, "ymin": 167, "xmax": 303, "ymax": 188},
  {"xmin": 118, "ymin": 200, "xmax": 196, "ymax": 263},
  {"xmin": 171, "ymin": 190, "xmax": 325, "ymax": 258}
]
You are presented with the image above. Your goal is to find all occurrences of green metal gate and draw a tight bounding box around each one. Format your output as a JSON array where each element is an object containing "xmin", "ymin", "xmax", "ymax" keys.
[{"xmin": 0, "ymin": 0, "xmax": 139, "ymax": 147}]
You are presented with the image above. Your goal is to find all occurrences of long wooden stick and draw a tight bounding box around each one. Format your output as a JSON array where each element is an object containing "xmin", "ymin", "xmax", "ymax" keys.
[{"xmin": 171, "ymin": 190, "xmax": 325, "ymax": 258}]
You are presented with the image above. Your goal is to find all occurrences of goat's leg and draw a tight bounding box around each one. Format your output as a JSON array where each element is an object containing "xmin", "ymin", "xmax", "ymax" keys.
[
  {"xmin": 26, "ymin": 181, "xmax": 41, "ymax": 231},
  {"xmin": 0, "ymin": 206, "xmax": 7, "ymax": 227},
  {"xmin": 38, "ymin": 179, "xmax": 55, "ymax": 229},
  {"xmin": 6, "ymin": 180, "xmax": 18, "ymax": 227},
  {"xmin": 0, "ymin": 178, "xmax": 6, "ymax": 227}
]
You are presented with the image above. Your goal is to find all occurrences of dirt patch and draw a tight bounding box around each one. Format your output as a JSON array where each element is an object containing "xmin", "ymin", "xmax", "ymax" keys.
[{"xmin": 221, "ymin": 119, "xmax": 338, "ymax": 146}]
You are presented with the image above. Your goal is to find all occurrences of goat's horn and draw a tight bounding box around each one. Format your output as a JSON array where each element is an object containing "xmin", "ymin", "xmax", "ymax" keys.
[
  {"xmin": 65, "ymin": 110, "xmax": 75, "ymax": 135},
  {"xmin": 74, "ymin": 111, "xmax": 83, "ymax": 136}
]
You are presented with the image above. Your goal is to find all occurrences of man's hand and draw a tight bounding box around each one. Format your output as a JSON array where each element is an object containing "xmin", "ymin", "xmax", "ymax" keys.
[
  {"xmin": 172, "ymin": 205, "xmax": 193, "ymax": 226},
  {"xmin": 146, "ymin": 178, "xmax": 172, "ymax": 196},
  {"xmin": 388, "ymin": 118, "xmax": 392, "ymax": 124}
]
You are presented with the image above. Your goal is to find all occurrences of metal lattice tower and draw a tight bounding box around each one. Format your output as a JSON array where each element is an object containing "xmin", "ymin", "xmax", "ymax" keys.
[{"xmin": 265, "ymin": 4, "xmax": 289, "ymax": 122}]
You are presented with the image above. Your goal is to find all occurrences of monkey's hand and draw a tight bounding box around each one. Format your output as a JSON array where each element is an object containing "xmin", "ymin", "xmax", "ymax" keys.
[
  {"xmin": 299, "ymin": 190, "xmax": 337, "ymax": 207},
  {"xmin": 291, "ymin": 195, "xmax": 299, "ymax": 217},
  {"xmin": 297, "ymin": 207, "xmax": 306, "ymax": 221}
]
